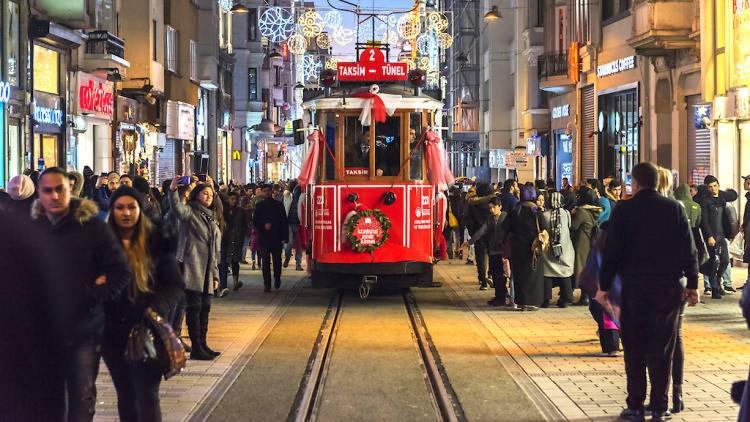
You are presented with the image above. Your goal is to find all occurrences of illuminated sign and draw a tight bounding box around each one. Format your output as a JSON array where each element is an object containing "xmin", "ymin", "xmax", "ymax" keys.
[
  {"xmin": 232, "ymin": 150, "xmax": 242, "ymax": 160},
  {"xmin": 33, "ymin": 91, "xmax": 65, "ymax": 134},
  {"xmin": 345, "ymin": 168, "xmax": 369, "ymax": 176},
  {"xmin": 0, "ymin": 81, "xmax": 11, "ymax": 103},
  {"xmin": 597, "ymin": 56, "xmax": 636, "ymax": 77},
  {"xmin": 552, "ymin": 104, "xmax": 570, "ymax": 119},
  {"xmin": 77, "ymin": 72, "xmax": 114, "ymax": 120},
  {"xmin": 337, "ymin": 48, "xmax": 408, "ymax": 82}
]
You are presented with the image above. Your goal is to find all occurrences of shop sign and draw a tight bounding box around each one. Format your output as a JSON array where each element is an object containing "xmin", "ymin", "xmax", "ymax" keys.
[
  {"xmin": 488, "ymin": 149, "xmax": 506, "ymax": 168},
  {"xmin": 596, "ymin": 56, "xmax": 636, "ymax": 78},
  {"xmin": 0, "ymin": 81, "xmax": 11, "ymax": 103},
  {"xmin": 32, "ymin": 91, "xmax": 64, "ymax": 134},
  {"xmin": 77, "ymin": 72, "xmax": 114, "ymax": 120},
  {"xmin": 504, "ymin": 150, "xmax": 528, "ymax": 169},
  {"xmin": 694, "ymin": 104, "xmax": 712, "ymax": 129},
  {"xmin": 526, "ymin": 137, "xmax": 541, "ymax": 156},
  {"xmin": 552, "ymin": 104, "xmax": 570, "ymax": 119},
  {"xmin": 337, "ymin": 48, "xmax": 408, "ymax": 82},
  {"xmin": 345, "ymin": 168, "xmax": 369, "ymax": 176},
  {"xmin": 166, "ymin": 100, "xmax": 195, "ymax": 142},
  {"xmin": 232, "ymin": 150, "xmax": 242, "ymax": 160}
]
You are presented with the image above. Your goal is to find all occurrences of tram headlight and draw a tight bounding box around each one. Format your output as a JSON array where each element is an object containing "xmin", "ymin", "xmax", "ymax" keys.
[{"xmin": 383, "ymin": 191, "xmax": 397, "ymax": 205}]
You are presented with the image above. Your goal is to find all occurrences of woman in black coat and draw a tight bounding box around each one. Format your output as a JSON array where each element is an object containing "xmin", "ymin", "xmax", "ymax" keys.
[
  {"xmin": 505, "ymin": 185, "xmax": 547, "ymax": 310},
  {"xmin": 102, "ymin": 187, "xmax": 185, "ymax": 422},
  {"xmin": 219, "ymin": 191, "xmax": 247, "ymax": 295}
]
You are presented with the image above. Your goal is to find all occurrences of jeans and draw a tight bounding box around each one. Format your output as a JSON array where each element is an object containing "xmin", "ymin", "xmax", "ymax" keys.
[
  {"xmin": 284, "ymin": 224, "xmax": 302, "ymax": 266},
  {"xmin": 707, "ymin": 239, "xmax": 730, "ymax": 293},
  {"xmin": 474, "ymin": 242, "xmax": 489, "ymax": 286},
  {"xmin": 260, "ymin": 246, "xmax": 283, "ymax": 289},
  {"xmin": 65, "ymin": 338, "xmax": 102, "ymax": 422},
  {"xmin": 488, "ymin": 254, "xmax": 507, "ymax": 301},
  {"xmin": 240, "ymin": 234, "xmax": 249, "ymax": 262},
  {"xmin": 218, "ymin": 261, "xmax": 240, "ymax": 291},
  {"xmin": 722, "ymin": 264, "xmax": 733, "ymax": 289},
  {"xmin": 102, "ymin": 337, "xmax": 163, "ymax": 422}
]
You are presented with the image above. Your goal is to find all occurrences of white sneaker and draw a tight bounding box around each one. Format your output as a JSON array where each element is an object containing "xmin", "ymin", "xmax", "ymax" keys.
[{"xmin": 217, "ymin": 288, "xmax": 229, "ymax": 298}]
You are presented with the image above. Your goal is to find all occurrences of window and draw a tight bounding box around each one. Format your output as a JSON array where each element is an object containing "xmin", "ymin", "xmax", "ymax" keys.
[
  {"xmin": 189, "ymin": 40, "xmax": 198, "ymax": 82},
  {"xmin": 374, "ymin": 116, "xmax": 401, "ymax": 177},
  {"xmin": 249, "ymin": 9, "xmax": 258, "ymax": 41},
  {"xmin": 248, "ymin": 68, "xmax": 258, "ymax": 100},
  {"xmin": 602, "ymin": 0, "xmax": 630, "ymax": 23},
  {"xmin": 343, "ymin": 116, "xmax": 370, "ymax": 177},
  {"xmin": 528, "ymin": 0, "xmax": 544, "ymax": 28},
  {"xmin": 33, "ymin": 45, "xmax": 59, "ymax": 94},
  {"xmin": 575, "ymin": 0, "xmax": 590, "ymax": 45},
  {"xmin": 409, "ymin": 113, "xmax": 423, "ymax": 180},
  {"xmin": 321, "ymin": 112, "xmax": 338, "ymax": 180},
  {"xmin": 166, "ymin": 25, "xmax": 178, "ymax": 73},
  {"xmin": 5, "ymin": 1, "xmax": 20, "ymax": 87},
  {"xmin": 283, "ymin": 84, "xmax": 288, "ymax": 102},
  {"xmin": 152, "ymin": 19, "xmax": 158, "ymax": 61},
  {"xmin": 275, "ymin": 65, "xmax": 280, "ymax": 87}
]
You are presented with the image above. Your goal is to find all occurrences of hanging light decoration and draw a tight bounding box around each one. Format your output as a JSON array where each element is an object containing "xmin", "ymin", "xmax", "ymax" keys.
[
  {"xmin": 258, "ymin": 7, "xmax": 295, "ymax": 43},
  {"xmin": 325, "ymin": 57, "xmax": 339, "ymax": 70},
  {"xmin": 218, "ymin": 0, "xmax": 232, "ymax": 12},
  {"xmin": 316, "ymin": 32, "xmax": 331, "ymax": 49},
  {"xmin": 416, "ymin": 33, "xmax": 437, "ymax": 56},
  {"xmin": 436, "ymin": 32, "xmax": 454, "ymax": 49},
  {"xmin": 427, "ymin": 12, "xmax": 449, "ymax": 33},
  {"xmin": 332, "ymin": 26, "xmax": 354, "ymax": 46},
  {"xmin": 298, "ymin": 10, "xmax": 324, "ymax": 38},
  {"xmin": 288, "ymin": 33, "xmax": 308, "ymax": 55},
  {"xmin": 397, "ymin": 14, "xmax": 421, "ymax": 40},
  {"xmin": 418, "ymin": 56, "xmax": 432, "ymax": 70},
  {"xmin": 401, "ymin": 57, "xmax": 416, "ymax": 70},
  {"xmin": 323, "ymin": 10, "xmax": 343, "ymax": 30},
  {"xmin": 303, "ymin": 54, "xmax": 322, "ymax": 81}
]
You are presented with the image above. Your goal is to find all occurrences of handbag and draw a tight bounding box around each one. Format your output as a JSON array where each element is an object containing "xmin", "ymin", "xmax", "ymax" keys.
[
  {"xmin": 125, "ymin": 308, "xmax": 187, "ymax": 380},
  {"xmin": 692, "ymin": 227, "xmax": 709, "ymax": 267},
  {"xmin": 531, "ymin": 215, "xmax": 550, "ymax": 270},
  {"xmin": 448, "ymin": 210, "xmax": 459, "ymax": 229}
]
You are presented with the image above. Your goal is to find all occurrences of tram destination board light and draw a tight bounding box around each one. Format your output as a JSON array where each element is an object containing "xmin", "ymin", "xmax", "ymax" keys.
[{"xmin": 337, "ymin": 48, "xmax": 408, "ymax": 82}]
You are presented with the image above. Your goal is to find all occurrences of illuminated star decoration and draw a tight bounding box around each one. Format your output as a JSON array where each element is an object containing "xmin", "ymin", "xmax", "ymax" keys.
[
  {"xmin": 298, "ymin": 10, "xmax": 324, "ymax": 38},
  {"xmin": 287, "ymin": 33, "xmax": 308, "ymax": 55},
  {"xmin": 303, "ymin": 54, "xmax": 322, "ymax": 81},
  {"xmin": 258, "ymin": 7, "xmax": 295, "ymax": 43},
  {"xmin": 323, "ymin": 10, "xmax": 342, "ymax": 30}
]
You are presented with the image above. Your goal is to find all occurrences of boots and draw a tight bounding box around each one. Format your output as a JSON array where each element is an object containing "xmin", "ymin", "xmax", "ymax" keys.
[
  {"xmin": 283, "ymin": 255, "xmax": 291, "ymax": 268},
  {"xmin": 186, "ymin": 307, "xmax": 213, "ymax": 360},
  {"xmin": 200, "ymin": 306, "xmax": 220, "ymax": 357},
  {"xmin": 233, "ymin": 273, "xmax": 243, "ymax": 291},
  {"xmin": 671, "ymin": 384, "xmax": 684, "ymax": 413}
]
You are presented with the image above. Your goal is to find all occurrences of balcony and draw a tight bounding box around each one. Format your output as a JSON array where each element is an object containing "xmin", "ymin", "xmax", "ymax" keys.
[
  {"xmin": 83, "ymin": 31, "xmax": 130, "ymax": 74},
  {"xmin": 538, "ymin": 52, "xmax": 576, "ymax": 94},
  {"xmin": 628, "ymin": 0, "xmax": 698, "ymax": 56}
]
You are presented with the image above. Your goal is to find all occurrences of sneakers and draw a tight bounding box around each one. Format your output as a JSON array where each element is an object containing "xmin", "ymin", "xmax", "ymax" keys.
[
  {"xmin": 618, "ymin": 408, "xmax": 645, "ymax": 421},
  {"xmin": 725, "ymin": 286, "xmax": 737, "ymax": 293},
  {"xmin": 480, "ymin": 284, "xmax": 488, "ymax": 290},
  {"xmin": 283, "ymin": 256, "xmax": 291, "ymax": 268},
  {"xmin": 274, "ymin": 279, "xmax": 281, "ymax": 290},
  {"xmin": 296, "ymin": 264, "xmax": 304, "ymax": 271},
  {"xmin": 704, "ymin": 287, "xmax": 712, "ymax": 295},
  {"xmin": 233, "ymin": 281, "xmax": 244, "ymax": 291},
  {"xmin": 216, "ymin": 288, "xmax": 229, "ymax": 298},
  {"xmin": 251, "ymin": 262, "xmax": 257, "ymax": 271},
  {"xmin": 465, "ymin": 259, "xmax": 474, "ymax": 265}
]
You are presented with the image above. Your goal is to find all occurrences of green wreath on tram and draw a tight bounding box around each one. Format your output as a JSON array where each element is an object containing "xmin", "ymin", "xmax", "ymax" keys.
[{"xmin": 345, "ymin": 208, "xmax": 392, "ymax": 253}]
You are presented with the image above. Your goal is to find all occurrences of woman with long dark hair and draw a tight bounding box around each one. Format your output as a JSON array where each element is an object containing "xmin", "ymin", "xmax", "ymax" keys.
[
  {"xmin": 505, "ymin": 185, "xmax": 547, "ymax": 310},
  {"xmin": 169, "ymin": 178, "xmax": 223, "ymax": 360},
  {"xmin": 103, "ymin": 186, "xmax": 184, "ymax": 421}
]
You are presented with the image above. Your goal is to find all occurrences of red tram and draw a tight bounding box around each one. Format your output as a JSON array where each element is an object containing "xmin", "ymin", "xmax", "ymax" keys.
[{"xmin": 297, "ymin": 53, "xmax": 453, "ymax": 291}]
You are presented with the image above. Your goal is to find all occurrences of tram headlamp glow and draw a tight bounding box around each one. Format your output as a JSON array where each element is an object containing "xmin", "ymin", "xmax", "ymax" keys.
[{"xmin": 383, "ymin": 191, "xmax": 397, "ymax": 205}]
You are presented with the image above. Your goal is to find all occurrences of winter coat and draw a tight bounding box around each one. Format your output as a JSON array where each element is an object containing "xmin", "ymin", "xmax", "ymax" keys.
[
  {"xmin": 696, "ymin": 188, "xmax": 739, "ymax": 242},
  {"xmin": 542, "ymin": 208, "xmax": 575, "ymax": 278},
  {"xmin": 500, "ymin": 191, "xmax": 519, "ymax": 216},
  {"xmin": 674, "ymin": 184, "xmax": 701, "ymax": 229},
  {"xmin": 30, "ymin": 198, "xmax": 131, "ymax": 342},
  {"xmin": 600, "ymin": 189, "xmax": 699, "ymax": 291},
  {"xmin": 104, "ymin": 231, "xmax": 185, "ymax": 349},
  {"xmin": 505, "ymin": 202, "xmax": 546, "ymax": 307},
  {"xmin": 169, "ymin": 190, "xmax": 221, "ymax": 294},
  {"xmin": 743, "ymin": 192, "xmax": 750, "ymax": 263},
  {"xmin": 253, "ymin": 197, "xmax": 289, "ymax": 248},
  {"xmin": 469, "ymin": 212, "xmax": 508, "ymax": 255},
  {"xmin": 571, "ymin": 205, "xmax": 602, "ymax": 284},
  {"xmin": 222, "ymin": 204, "xmax": 247, "ymax": 264},
  {"xmin": 597, "ymin": 196, "xmax": 612, "ymax": 226}
]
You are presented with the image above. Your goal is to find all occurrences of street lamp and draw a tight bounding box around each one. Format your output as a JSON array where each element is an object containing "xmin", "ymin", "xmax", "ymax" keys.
[
  {"xmin": 484, "ymin": 5, "xmax": 502, "ymax": 20},
  {"xmin": 230, "ymin": 3, "xmax": 250, "ymax": 13},
  {"xmin": 268, "ymin": 50, "xmax": 282, "ymax": 59}
]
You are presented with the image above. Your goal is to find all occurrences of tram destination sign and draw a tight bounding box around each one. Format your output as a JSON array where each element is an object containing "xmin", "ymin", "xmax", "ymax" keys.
[{"xmin": 337, "ymin": 48, "xmax": 408, "ymax": 82}]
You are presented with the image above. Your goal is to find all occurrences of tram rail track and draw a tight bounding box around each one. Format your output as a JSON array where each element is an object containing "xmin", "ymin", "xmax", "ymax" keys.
[{"xmin": 289, "ymin": 289, "xmax": 466, "ymax": 422}]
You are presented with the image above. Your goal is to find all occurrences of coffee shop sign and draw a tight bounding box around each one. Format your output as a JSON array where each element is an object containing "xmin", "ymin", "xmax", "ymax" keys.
[
  {"xmin": 597, "ymin": 56, "xmax": 636, "ymax": 78},
  {"xmin": 552, "ymin": 104, "xmax": 570, "ymax": 119}
]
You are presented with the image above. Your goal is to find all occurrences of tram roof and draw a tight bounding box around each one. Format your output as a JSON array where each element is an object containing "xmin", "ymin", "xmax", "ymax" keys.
[{"xmin": 301, "ymin": 84, "xmax": 443, "ymax": 112}]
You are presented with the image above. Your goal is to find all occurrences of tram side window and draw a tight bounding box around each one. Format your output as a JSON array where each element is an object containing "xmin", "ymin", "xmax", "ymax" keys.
[
  {"xmin": 374, "ymin": 116, "xmax": 401, "ymax": 177},
  {"xmin": 344, "ymin": 116, "xmax": 370, "ymax": 177},
  {"xmin": 409, "ymin": 112, "xmax": 423, "ymax": 180},
  {"xmin": 319, "ymin": 112, "xmax": 337, "ymax": 180}
]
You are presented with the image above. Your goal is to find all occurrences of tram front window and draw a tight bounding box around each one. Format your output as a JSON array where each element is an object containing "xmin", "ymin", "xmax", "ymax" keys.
[
  {"xmin": 321, "ymin": 112, "xmax": 337, "ymax": 180},
  {"xmin": 344, "ymin": 116, "xmax": 370, "ymax": 177},
  {"xmin": 375, "ymin": 116, "xmax": 401, "ymax": 177}
]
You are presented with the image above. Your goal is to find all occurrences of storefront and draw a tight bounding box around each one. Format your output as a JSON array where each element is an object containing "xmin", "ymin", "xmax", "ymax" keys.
[
  {"xmin": 217, "ymin": 111, "xmax": 232, "ymax": 184},
  {"xmin": 72, "ymin": 71, "xmax": 114, "ymax": 173},
  {"xmin": 164, "ymin": 100, "xmax": 195, "ymax": 179},
  {"xmin": 32, "ymin": 43, "xmax": 66, "ymax": 171},
  {"xmin": 595, "ymin": 53, "xmax": 641, "ymax": 183},
  {"xmin": 549, "ymin": 92, "xmax": 576, "ymax": 190},
  {"xmin": 687, "ymin": 96, "xmax": 711, "ymax": 186}
]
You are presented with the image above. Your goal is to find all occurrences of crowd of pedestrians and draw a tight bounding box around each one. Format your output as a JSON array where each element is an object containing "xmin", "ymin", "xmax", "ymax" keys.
[{"xmin": 0, "ymin": 167, "xmax": 305, "ymax": 421}]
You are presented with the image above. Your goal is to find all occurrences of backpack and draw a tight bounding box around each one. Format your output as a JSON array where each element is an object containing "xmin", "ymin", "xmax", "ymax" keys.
[{"xmin": 724, "ymin": 203, "xmax": 740, "ymax": 240}]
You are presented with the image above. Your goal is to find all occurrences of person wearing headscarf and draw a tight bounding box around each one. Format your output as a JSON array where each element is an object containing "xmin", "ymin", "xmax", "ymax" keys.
[
  {"xmin": 1, "ymin": 174, "xmax": 36, "ymax": 215},
  {"xmin": 504, "ymin": 185, "xmax": 547, "ymax": 310},
  {"xmin": 67, "ymin": 171, "xmax": 85, "ymax": 198},
  {"xmin": 571, "ymin": 186, "xmax": 602, "ymax": 306},
  {"xmin": 541, "ymin": 192, "xmax": 575, "ymax": 307}
]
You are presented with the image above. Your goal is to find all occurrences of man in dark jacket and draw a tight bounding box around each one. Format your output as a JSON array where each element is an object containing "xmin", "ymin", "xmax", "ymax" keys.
[
  {"xmin": 467, "ymin": 183, "xmax": 501, "ymax": 290},
  {"xmin": 696, "ymin": 175, "xmax": 739, "ymax": 298},
  {"xmin": 599, "ymin": 162, "xmax": 699, "ymax": 422},
  {"xmin": 742, "ymin": 175, "xmax": 750, "ymax": 289},
  {"xmin": 499, "ymin": 178, "xmax": 519, "ymax": 214},
  {"xmin": 32, "ymin": 167, "xmax": 131, "ymax": 421},
  {"xmin": 253, "ymin": 183, "xmax": 289, "ymax": 291}
]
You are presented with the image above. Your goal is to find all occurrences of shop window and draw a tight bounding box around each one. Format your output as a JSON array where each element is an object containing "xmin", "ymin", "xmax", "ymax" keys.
[
  {"xmin": 409, "ymin": 112, "xmax": 424, "ymax": 180},
  {"xmin": 374, "ymin": 115, "xmax": 401, "ymax": 177},
  {"xmin": 248, "ymin": 68, "xmax": 258, "ymax": 101},
  {"xmin": 33, "ymin": 134, "xmax": 59, "ymax": 169},
  {"xmin": 33, "ymin": 45, "xmax": 59, "ymax": 94},
  {"xmin": 343, "ymin": 115, "xmax": 369, "ymax": 177},
  {"xmin": 5, "ymin": 1, "xmax": 20, "ymax": 87},
  {"xmin": 602, "ymin": 0, "xmax": 630, "ymax": 24},
  {"xmin": 322, "ymin": 113, "xmax": 338, "ymax": 180}
]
